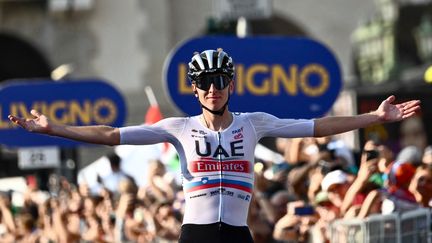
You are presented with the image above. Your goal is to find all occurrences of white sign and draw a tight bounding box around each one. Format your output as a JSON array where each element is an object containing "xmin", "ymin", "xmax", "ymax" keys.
[
  {"xmin": 18, "ymin": 147, "xmax": 61, "ymax": 169},
  {"xmin": 49, "ymin": 0, "xmax": 94, "ymax": 12},
  {"xmin": 214, "ymin": 0, "xmax": 272, "ymax": 20}
]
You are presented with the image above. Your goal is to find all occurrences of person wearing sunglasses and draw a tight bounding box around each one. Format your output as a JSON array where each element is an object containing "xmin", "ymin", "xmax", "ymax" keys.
[{"xmin": 8, "ymin": 48, "xmax": 421, "ymax": 243}]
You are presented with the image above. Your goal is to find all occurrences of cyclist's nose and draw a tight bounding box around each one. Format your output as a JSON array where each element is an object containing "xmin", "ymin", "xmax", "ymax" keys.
[{"xmin": 208, "ymin": 83, "xmax": 217, "ymax": 92}]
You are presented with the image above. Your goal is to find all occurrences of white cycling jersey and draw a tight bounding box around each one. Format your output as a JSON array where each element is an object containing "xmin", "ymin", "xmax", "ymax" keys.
[{"xmin": 119, "ymin": 112, "xmax": 314, "ymax": 226}]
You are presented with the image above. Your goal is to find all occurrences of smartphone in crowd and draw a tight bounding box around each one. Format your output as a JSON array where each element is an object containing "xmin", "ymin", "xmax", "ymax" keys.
[
  {"xmin": 365, "ymin": 149, "xmax": 380, "ymax": 161},
  {"xmin": 294, "ymin": 206, "xmax": 315, "ymax": 216}
]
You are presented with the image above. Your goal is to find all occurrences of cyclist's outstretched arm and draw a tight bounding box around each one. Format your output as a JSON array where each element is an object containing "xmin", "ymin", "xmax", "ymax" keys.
[
  {"xmin": 8, "ymin": 109, "xmax": 120, "ymax": 145},
  {"xmin": 314, "ymin": 95, "xmax": 421, "ymax": 137}
]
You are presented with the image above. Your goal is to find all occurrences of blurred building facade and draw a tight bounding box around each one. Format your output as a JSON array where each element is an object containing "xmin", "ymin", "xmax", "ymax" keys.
[
  {"xmin": 2, "ymin": 0, "xmax": 430, "ymax": 177},
  {"xmin": 0, "ymin": 0, "xmax": 375, "ymax": 121}
]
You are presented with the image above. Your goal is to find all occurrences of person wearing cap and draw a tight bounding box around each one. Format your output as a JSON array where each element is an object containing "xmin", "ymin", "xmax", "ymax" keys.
[
  {"xmin": 321, "ymin": 170, "xmax": 350, "ymax": 194},
  {"xmin": 320, "ymin": 170, "xmax": 352, "ymax": 211},
  {"xmin": 396, "ymin": 145, "xmax": 423, "ymax": 167},
  {"xmin": 357, "ymin": 159, "xmax": 419, "ymax": 217},
  {"xmin": 382, "ymin": 160, "xmax": 418, "ymax": 214},
  {"xmin": 310, "ymin": 190, "xmax": 338, "ymax": 242},
  {"xmin": 8, "ymin": 49, "xmax": 421, "ymax": 243}
]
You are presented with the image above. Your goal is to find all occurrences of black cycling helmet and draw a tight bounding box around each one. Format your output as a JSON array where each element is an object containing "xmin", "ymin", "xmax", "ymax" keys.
[{"xmin": 187, "ymin": 48, "xmax": 235, "ymax": 82}]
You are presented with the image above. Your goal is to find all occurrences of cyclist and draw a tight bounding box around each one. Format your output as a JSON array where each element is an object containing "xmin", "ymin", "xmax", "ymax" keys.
[{"xmin": 8, "ymin": 48, "xmax": 420, "ymax": 243}]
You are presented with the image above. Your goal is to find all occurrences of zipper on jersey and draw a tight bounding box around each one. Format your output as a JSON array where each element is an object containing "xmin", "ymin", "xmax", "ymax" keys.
[{"xmin": 217, "ymin": 131, "xmax": 223, "ymax": 223}]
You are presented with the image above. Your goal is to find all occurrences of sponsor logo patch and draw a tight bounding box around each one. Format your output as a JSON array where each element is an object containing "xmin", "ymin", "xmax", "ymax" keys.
[
  {"xmin": 231, "ymin": 127, "xmax": 243, "ymax": 134},
  {"xmin": 190, "ymin": 160, "xmax": 250, "ymax": 173},
  {"xmin": 237, "ymin": 194, "xmax": 251, "ymax": 201},
  {"xmin": 234, "ymin": 133, "xmax": 243, "ymax": 140},
  {"xmin": 189, "ymin": 193, "xmax": 207, "ymax": 199},
  {"xmin": 209, "ymin": 188, "xmax": 234, "ymax": 197}
]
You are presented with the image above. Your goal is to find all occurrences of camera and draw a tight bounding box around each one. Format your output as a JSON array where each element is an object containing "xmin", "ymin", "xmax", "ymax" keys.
[{"xmin": 364, "ymin": 149, "xmax": 380, "ymax": 161}]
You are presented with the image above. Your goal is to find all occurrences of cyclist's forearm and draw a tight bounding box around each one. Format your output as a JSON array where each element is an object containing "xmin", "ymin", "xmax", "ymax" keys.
[
  {"xmin": 314, "ymin": 113, "xmax": 380, "ymax": 137},
  {"xmin": 49, "ymin": 124, "xmax": 120, "ymax": 145}
]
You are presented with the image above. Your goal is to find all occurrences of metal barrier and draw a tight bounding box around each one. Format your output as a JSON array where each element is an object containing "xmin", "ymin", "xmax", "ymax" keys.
[
  {"xmin": 400, "ymin": 209, "xmax": 430, "ymax": 243},
  {"xmin": 330, "ymin": 218, "xmax": 367, "ymax": 243},
  {"xmin": 329, "ymin": 208, "xmax": 431, "ymax": 243},
  {"xmin": 366, "ymin": 213, "xmax": 399, "ymax": 243}
]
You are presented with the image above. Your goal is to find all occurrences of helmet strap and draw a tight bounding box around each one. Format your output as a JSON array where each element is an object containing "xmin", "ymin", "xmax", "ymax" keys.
[{"xmin": 200, "ymin": 94, "xmax": 230, "ymax": 116}]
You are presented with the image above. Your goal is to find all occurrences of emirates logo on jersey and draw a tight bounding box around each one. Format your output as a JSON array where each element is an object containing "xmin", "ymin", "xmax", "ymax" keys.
[{"xmin": 190, "ymin": 160, "xmax": 250, "ymax": 173}]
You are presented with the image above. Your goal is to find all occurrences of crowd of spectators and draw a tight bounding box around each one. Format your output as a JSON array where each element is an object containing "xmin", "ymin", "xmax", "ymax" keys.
[
  {"xmin": 0, "ymin": 123, "xmax": 431, "ymax": 242},
  {"xmin": 0, "ymin": 157, "xmax": 183, "ymax": 243},
  {"xmin": 253, "ymin": 135, "xmax": 432, "ymax": 242}
]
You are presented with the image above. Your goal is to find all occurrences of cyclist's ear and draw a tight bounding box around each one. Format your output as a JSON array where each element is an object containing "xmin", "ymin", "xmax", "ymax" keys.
[
  {"xmin": 229, "ymin": 80, "xmax": 235, "ymax": 94},
  {"xmin": 191, "ymin": 83, "xmax": 198, "ymax": 97}
]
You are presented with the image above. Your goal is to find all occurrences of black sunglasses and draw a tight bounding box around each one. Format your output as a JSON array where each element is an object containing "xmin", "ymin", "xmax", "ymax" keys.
[{"xmin": 195, "ymin": 75, "xmax": 231, "ymax": 91}]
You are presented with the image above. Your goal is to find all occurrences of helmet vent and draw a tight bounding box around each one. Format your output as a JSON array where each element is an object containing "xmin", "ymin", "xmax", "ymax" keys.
[{"xmin": 187, "ymin": 49, "xmax": 235, "ymax": 82}]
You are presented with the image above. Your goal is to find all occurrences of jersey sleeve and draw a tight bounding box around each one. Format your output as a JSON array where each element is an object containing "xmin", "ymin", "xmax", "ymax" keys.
[
  {"xmin": 119, "ymin": 117, "xmax": 187, "ymax": 145},
  {"xmin": 246, "ymin": 112, "xmax": 314, "ymax": 140}
]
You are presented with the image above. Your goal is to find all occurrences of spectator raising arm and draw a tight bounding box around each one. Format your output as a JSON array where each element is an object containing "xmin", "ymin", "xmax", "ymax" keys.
[
  {"xmin": 8, "ymin": 109, "xmax": 120, "ymax": 145},
  {"xmin": 0, "ymin": 194, "xmax": 16, "ymax": 236},
  {"xmin": 314, "ymin": 96, "xmax": 420, "ymax": 137}
]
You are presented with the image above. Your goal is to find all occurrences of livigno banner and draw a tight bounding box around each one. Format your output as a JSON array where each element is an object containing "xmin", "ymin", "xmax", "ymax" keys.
[
  {"xmin": 164, "ymin": 36, "xmax": 342, "ymax": 119},
  {"xmin": 0, "ymin": 79, "xmax": 126, "ymax": 147}
]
